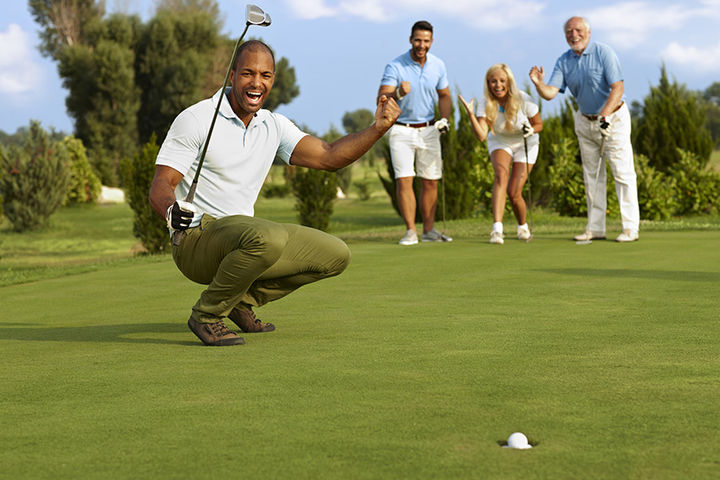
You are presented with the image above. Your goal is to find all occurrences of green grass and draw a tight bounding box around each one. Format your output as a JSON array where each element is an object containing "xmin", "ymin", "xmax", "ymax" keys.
[{"xmin": 2, "ymin": 193, "xmax": 720, "ymax": 479}]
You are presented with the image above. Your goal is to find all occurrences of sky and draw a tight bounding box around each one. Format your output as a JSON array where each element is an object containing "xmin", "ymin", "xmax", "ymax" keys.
[{"xmin": 2, "ymin": 0, "xmax": 720, "ymax": 136}]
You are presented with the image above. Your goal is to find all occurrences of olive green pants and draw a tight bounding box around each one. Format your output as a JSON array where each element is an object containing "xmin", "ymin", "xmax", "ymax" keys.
[{"xmin": 172, "ymin": 215, "xmax": 351, "ymax": 323}]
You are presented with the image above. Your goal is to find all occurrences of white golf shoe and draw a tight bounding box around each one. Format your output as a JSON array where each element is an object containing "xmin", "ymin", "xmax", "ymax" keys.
[
  {"xmin": 573, "ymin": 231, "xmax": 606, "ymax": 242},
  {"xmin": 489, "ymin": 231, "xmax": 504, "ymax": 244},
  {"xmin": 398, "ymin": 229, "xmax": 418, "ymax": 246},
  {"xmin": 615, "ymin": 229, "xmax": 639, "ymax": 242},
  {"xmin": 517, "ymin": 226, "xmax": 532, "ymax": 241}
]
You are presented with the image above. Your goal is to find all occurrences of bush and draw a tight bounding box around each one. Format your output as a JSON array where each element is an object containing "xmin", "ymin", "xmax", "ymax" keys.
[
  {"xmin": 262, "ymin": 183, "xmax": 291, "ymax": 198},
  {"xmin": 290, "ymin": 166, "xmax": 337, "ymax": 231},
  {"xmin": 336, "ymin": 165, "xmax": 352, "ymax": 195},
  {"xmin": 119, "ymin": 134, "xmax": 170, "ymax": 253},
  {"xmin": 547, "ymin": 138, "xmax": 586, "ymax": 217},
  {"xmin": 670, "ymin": 149, "xmax": 720, "ymax": 215},
  {"xmin": 0, "ymin": 121, "xmax": 72, "ymax": 232},
  {"xmin": 635, "ymin": 153, "xmax": 678, "ymax": 220},
  {"xmin": 353, "ymin": 178, "xmax": 372, "ymax": 201},
  {"xmin": 62, "ymin": 136, "xmax": 102, "ymax": 205}
]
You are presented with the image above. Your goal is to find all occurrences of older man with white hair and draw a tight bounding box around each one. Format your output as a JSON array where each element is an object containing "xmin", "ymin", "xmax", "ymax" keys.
[{"xmin": 529, "ymin": 16, "xmax": 640, "ymax": 242}]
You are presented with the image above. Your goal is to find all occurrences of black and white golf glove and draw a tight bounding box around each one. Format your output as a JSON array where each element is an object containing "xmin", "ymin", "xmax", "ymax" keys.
[
  {"xmin": 521, "ymin": 122, "xmax": 534, "ymax": 138},
  {"xmin": 166, "ymin": 200, "xmax": 198, "ymax": 232},
  {"xmin": 435, "ymin": 117, "xmax": 449, "ymax": 134},
  {"xmin": 598, "ymin": 116, "xmax": 612, "ymax": 137}
]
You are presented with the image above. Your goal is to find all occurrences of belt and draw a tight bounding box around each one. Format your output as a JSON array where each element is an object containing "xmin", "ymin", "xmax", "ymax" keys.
[
  {"xmin": 582, "ymin": 102, "xmax": 624, "ymax": 121},
  {"xmin": 395, "ymin": 119, "xmax": 436, "ymax": 128}
]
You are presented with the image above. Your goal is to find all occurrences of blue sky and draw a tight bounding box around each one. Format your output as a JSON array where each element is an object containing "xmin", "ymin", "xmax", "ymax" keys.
[{"xmin": 1, "ymin": 0, "xmax": 719, "ymax": 135}]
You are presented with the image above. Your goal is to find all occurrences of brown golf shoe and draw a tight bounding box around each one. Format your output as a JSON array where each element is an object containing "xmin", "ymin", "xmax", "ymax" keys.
[
  {"xmin": 187, "ymin": 317, "xmax": 245, "ymax": 346},
  {"xmin": 228, "ymin": 307, "xmax": 275, "ymax": 333}
]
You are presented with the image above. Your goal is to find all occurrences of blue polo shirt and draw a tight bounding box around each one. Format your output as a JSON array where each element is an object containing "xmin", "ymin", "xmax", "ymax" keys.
[
  {"xmin": 547, "ymin": 42, "xmax": 625, "ymax": 115},
  {"xmin": 380, "ymin": 51, "xmax": 449, "ymax": 123}
]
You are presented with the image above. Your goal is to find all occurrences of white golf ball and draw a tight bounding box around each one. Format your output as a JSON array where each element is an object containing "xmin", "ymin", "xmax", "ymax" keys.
[{"xmin": 507, "ymin": 432, "xmax": 532, "ymax": 449}]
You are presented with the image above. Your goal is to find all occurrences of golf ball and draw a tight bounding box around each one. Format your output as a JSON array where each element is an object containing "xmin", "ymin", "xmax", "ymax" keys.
[{"xmin": 506, "ymin": 432, "xmax": 532, "ymax": 449}]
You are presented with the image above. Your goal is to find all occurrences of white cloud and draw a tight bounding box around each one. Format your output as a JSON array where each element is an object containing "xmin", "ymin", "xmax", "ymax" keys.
[
  {"xmin": 283, "ymin": 0, "xmax": 546, "ymax": 30},
  {"xmin": 662, "ymin": 41, "xmax": 720, "ymax": 72},
  {"xmin": 0, "ymin": 24, "xmax": 42, "ymax": 95},
  {"xmin": 583, "ymin": 1, "xmax": 720, "ymax": 47}
]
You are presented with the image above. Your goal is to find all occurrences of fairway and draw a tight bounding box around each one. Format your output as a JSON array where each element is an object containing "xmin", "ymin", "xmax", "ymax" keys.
[{"xmin": 2, "ymin": 229, "xmax": 719, "ymax": 479}]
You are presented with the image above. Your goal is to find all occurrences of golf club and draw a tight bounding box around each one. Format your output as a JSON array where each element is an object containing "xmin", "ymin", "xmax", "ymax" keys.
[
  {"xmin": 576, "ymin": 136, "xmax": 606, "ymax": 245},
  {"xmin": 523, "ymin": 135, "xmax": 533, "ymax": 243},
  {"xmin": 173, "ymin": 4, "xmax": 271, "ymax": 245}
]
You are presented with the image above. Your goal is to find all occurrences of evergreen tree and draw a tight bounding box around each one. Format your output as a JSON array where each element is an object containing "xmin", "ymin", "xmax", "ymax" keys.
[
  {"xmin": 119, "ymin": 135, "xmax": 170, "ymax": 253},
  {"xmin": 62, "ymin": 136, "xmax": 102, "ymax": 204},
  {"xmin": 702, "ymin": 82, "xmax": 720, "ymax": 148},
  {"xmin": 634, "ymin": 65, "xmax": 713, "ymax": 172},
  {"xmin": 135, "ymin": 9, "xmax": 220, "ymax": 144},
  {"xmin": 0, "ymin": 121, "xmax": 72, "ymax": 231}
]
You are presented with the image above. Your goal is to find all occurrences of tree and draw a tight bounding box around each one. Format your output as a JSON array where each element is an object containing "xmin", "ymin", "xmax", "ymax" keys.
[
  {"xmin": 633, "ymin": 65, "xmax": 713, "ymax": 172},
  {"xmin": 702, "ymin": 82, "xmax": 720, "ymax": 148},
  {"xmin": 135, "ymin": 9, "xmax": 220, "ymax": 143},
  {"xmin": 0, "ymin": 121, "xmax": 72, "ymax": 231},
  {"xmin": 29, "ymin": 0, "xmax": 105, "ymax": 58},
  {"xmin": 119, "ymin": 135, "xmax": 170, "ymax": 253}
]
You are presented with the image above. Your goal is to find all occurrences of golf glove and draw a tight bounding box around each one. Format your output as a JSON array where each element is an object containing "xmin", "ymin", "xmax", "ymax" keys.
[
  {"xmin": 521, "ymin": 122, "xmax": 534, "ymax": 138},
  {"xmin": 166, "ymin": 200, "xmax": 198, "ymax": 231},
  {"xmin": 435, "ymin": 117, "xmax": 449, "ymax": 134},
  {"xmin": 598, "ymin": 116, "xmax": 612, "ymax": 137}
]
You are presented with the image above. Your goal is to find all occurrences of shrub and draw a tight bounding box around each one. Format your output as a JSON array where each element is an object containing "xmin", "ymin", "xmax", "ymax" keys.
[
  {"xmin": 0, "ymin": 121, "xmax": 71, "ymax": 232},
  {"xmin": 670, "ymin": 149, "xmax": 720, "ymax": 215},
  {"xmin": 262, "ymin": 183, "xmax": 291, "ymax": 198},
  {"xmin": 290, "ymin": 166, "xmax": 337, "ymax": 231},
  {"xmin": 353, "ymin": 178, "xmax": 372, "ymax": 201},
  {"xmin": 635, "ymin": 153, "xmax": 678, "ymax": 220},
  {"xmin": 62, "ymin": 136, "xmax": 102, "ymax": 205},
  {"xmin": 119, "ymin": 134, "xmax": 170, "ymax": 253},
  {"xmin": 547, "ymin": 138, "xmax": 586, "ymax": 217}
]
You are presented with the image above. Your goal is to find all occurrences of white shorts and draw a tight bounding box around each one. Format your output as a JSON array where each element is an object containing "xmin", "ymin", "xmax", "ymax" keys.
[
  {"xmin": 388, "ymin": 124, "xmax": 443, "ymax": 179},
  {"xmin": 487, "ymin": 134, "xmax": 539, "ymax": 164}
]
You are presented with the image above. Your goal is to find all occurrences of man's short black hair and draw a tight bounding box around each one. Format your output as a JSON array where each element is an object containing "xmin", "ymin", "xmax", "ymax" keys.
[
  {"xmin": 232, "ymin": 40, "xmax": 275, "ymax": 71},
  {"xmin": 411, "ymin": 21, "xmax": 433, "ymax": 36}
]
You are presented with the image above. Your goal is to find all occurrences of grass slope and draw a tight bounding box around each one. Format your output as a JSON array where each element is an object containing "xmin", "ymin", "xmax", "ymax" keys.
[{"xmin": 2, "ymin": 230, "xmax": 719, "ymax": 479}]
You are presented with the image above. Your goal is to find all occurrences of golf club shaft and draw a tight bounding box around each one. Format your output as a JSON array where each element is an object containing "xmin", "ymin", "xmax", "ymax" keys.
[{"xmin": 184, "ymin": 23, "xmax": 251, "ymax": 203}]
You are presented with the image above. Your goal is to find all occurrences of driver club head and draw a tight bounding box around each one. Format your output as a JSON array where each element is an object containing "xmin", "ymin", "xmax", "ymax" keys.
[{"xmin": 246, "ymin": 4, "xmax": 271, "ymax": 26}]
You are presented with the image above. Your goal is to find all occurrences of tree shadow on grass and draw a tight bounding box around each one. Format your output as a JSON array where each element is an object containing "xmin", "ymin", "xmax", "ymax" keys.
[
  {"xmin": 0, "ymin": 322, "xmax": 199, "ymax": 346},
  {"xmin": 541, "ymin": 268, "xmax": 720, "ymax": 283}
]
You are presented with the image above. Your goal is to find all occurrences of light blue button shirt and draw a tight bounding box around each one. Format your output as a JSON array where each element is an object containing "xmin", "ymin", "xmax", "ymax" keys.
[
  {"xmin": 380, "ymin": 51, "xmax": 449, "ymax": 123},
  {"xmin": 547, "ymin": 42, "xmax": 625, "ymax": 115}
]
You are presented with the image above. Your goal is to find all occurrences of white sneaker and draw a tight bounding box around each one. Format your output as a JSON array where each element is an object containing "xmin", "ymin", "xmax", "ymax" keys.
[
  {"xmin": 398, "ymin": 229, "xmax": 418, "ymax": 245},
  {"xmin": 615, "ymin": 229, "xmax": 639, "ymax": 242},
  {"xmin": 490, "ymin": 231, "xmax": 504, "ymax": 244},
  {"xmin": 421, "ymin": 228, "xmax": 453, "ymax": 242},
  {"xmin": 517, "ymin": 227, "xmax": 532, "ymax": 241},
  {"xmin": 573, "ymin": 231, "xmax": 606, "ymax": 242}
]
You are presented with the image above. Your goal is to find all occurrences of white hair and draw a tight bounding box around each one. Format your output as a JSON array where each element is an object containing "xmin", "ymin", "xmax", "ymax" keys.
[{"xmin": 564, "ymin": 16, "xmax": 591, "ymax": 32}]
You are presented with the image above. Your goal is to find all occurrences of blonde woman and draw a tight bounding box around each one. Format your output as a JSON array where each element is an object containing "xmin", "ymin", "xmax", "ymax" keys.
[{"xmin": 459, "ymin": 64, "xmax": 542, "ymax": 244}]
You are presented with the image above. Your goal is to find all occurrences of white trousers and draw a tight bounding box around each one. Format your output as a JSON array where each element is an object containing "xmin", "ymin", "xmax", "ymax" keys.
[{"xmin": 574, "ymin": 103, "xmax": 640, "ymax": 234}]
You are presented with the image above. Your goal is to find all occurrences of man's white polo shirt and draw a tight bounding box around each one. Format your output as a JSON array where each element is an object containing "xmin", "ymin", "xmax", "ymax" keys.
[{"xmin": 156, "ymin": 88, "xmax": 307, "ymax": 226}]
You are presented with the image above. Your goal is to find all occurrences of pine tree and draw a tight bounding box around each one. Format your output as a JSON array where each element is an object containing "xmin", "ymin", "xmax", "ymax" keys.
[
  {"xmin": 634, "ymin": 65, "xmax": 713, "ymax": 172},
  {"xmin": 0, "ymin": 121, "xmax": 72, "ymax": 231}
]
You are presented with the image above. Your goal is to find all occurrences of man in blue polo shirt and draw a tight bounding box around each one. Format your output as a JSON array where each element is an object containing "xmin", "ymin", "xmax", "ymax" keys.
[
  {"xmin": 149, "ymin": 41, "xmax": 400, "ymax": 346},
  {"xmin": 378, "ymin": 20, "xmax": 453, "ymax": 246},
  {"xmin": 529, "ymin": 16, "xmax": 640, "ymax": 243}
]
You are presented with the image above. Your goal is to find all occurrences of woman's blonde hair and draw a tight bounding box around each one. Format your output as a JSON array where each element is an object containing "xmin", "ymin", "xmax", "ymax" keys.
[{"xmin": 483, "ymin": 63, "xmax": 521, "ymax": 133}]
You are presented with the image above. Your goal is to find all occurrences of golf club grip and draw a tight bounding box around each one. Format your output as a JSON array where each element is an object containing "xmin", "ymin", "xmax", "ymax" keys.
[{"xmin": 184, "ymin": 23, "xmax": 250, "ymax": 206}]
